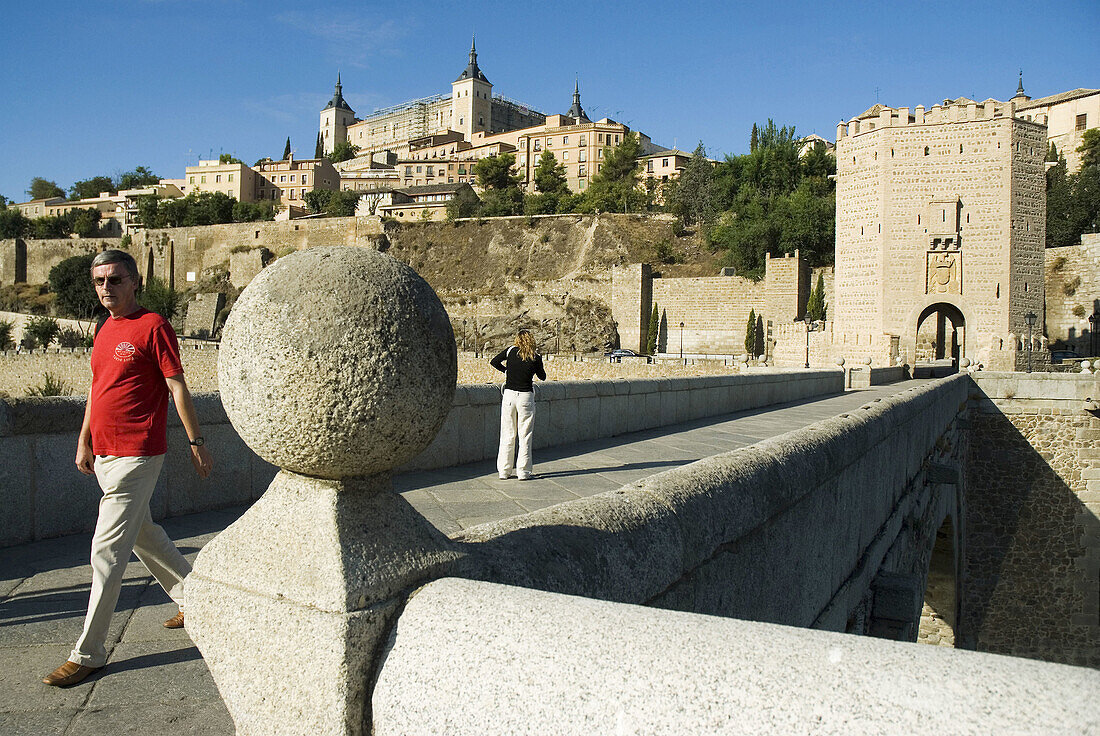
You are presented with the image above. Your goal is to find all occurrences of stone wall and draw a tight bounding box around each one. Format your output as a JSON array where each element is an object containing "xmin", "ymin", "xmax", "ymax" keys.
[
  {"xmin": 0, "ymin": 369, "xmax": 845, "ymax": 547},
  {"xmin": 963, "ymin": 372, "xmax": 1100, "ymax": 667},
  {"xmin": 0, "ymin": 238, "xmax": 122, "ymax": 286},
  {"xmin": 1045, "ymin": 233, "xmax": 1100, "ymax": 354},
  {"xmin": 650, "ymin": 272, "xmax": 765, "ymax": 355}
]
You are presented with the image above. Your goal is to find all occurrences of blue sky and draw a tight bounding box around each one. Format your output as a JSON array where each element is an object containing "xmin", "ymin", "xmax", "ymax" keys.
[{"xmin": 1, "ymin": 0, "xmax": 1097, "ymax": 202}]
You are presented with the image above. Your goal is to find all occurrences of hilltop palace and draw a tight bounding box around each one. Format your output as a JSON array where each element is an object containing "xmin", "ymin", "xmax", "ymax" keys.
[{"xmin": 320, "ymin": 38, "xmax": 670, "ymax": 196}]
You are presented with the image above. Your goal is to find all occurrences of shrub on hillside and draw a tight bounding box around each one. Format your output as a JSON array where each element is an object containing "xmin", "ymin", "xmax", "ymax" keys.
[
  {"xmin": 0, "ymin": 319, "xmax": 13, "ymax": 350},
  {"xmin": 138, "ymin": 276, "xmax": 181, "ymax": 320},
  {"xmin": 23, "ymin": 316, "xmax": 60, "ymax": 349},
  {"xmin": 57, "ymin": 326, "xmax": 87, "ymax": 348},
  {"xmin": 25, "ymin": 372, "xmax": 73, "ymax": 397}
]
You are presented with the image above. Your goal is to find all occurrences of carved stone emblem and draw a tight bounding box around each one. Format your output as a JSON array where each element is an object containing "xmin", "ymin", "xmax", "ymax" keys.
[{"xmin": 927, "ymin": 252, "xmax": 961, "ymax": 294}]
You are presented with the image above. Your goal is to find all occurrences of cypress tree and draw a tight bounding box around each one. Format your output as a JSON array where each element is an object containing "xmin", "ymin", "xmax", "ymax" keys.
[
  {"xmin": 807, "ymin": 272, "xmax": 826, "ymax": 322},
  {"xmin": 645, "ymin": 302, "xmax": 659, "ymax": 354},
  {"xmin": 745, "ymin": 308, "xmax": 756, "ymax": 355},
  {"xmin": 315, "ymin": 132, "xmax": 324, "ymax": 158},
  {"xmin": 750, "ymin": 123, "xmax": 759, "ymax": 153},
  {"xmin": 283, "ymin": 137, "xmax": 292, "ymax": 160}
]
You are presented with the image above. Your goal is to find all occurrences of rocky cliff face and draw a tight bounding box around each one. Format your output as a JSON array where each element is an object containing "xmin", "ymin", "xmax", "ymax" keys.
[{"xmin": 383, "ymin": 214, "xmax": 717, "ymax": 352}]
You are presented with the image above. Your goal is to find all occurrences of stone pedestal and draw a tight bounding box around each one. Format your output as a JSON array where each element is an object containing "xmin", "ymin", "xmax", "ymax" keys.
[
  {"xmin": 188, "ymin": 472, "xmax": 459, "ymax": 735},
  {"xmin": 185, "ymin": 246, "xmax": 458, "ymax": 735}
]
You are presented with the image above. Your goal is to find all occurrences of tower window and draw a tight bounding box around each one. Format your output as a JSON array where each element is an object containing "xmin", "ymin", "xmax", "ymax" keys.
[{"xmin": 924, "ymin": 146, "xmax": 929, "ymax": 156}]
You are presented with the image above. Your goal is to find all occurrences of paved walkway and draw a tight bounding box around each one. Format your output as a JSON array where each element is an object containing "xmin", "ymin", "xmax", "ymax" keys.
[{"xmin": 0, "ymin": 380, "xmax": 929, "ymax": 734}]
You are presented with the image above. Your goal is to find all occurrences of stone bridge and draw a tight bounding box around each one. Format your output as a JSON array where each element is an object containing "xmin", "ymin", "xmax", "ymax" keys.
[{"xmin": 1, "ymin": 247, "xmax": 1097, "ymax": 734}]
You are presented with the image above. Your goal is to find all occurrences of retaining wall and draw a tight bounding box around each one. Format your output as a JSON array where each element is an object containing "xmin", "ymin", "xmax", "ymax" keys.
[
  {"xmin": 0, "ymin": 369, "xmax": 844, "ymax": 547},
  {"xmin": 963, "ymin": 371, "xmax": 1100, "ymax": 667}
]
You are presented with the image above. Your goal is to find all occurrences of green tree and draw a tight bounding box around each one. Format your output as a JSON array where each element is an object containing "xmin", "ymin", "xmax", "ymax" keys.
[
  {"xmin": 750, "ymin": 123, "xmax": 759, "ymax": 153},
  {"xmin": 0, "ymin": 207, "xmax": 31, "ymax": 238},
  {"xmin": 577, "ymin": 132, "xmax": 645, "ymax": 213},
  {"xmin": 138, "ymin": 276, "xmax": 181, "ymax": 320},
  {"xmin": 664, "ymin": 142, "xmax": 715, "ymax": 227},
  {"xmin": 327, "ymin": 140, "xmax": 360, "ymax": 163},
  {"xmin": 1047, "ymin": 129, "xmax": 1100, "ymax": 247},
  {"xmin": 69, "ymin": 207, "xmax": 101, "ymax": 237},
  {"xmin": 304, "ymin": 189, "xmax": 360, "ymax": 217},
  {"xmin": 283, "ymin": 137, "xmax": 292, "ymax": 160},
  {"xmin": 117, "ymin": 166, "xmax": 160, "ymax": 190},
  {"xmin": 1045, "ymin": 141, "xmax": 1060, "ymax": 163},
  {"xmin": 69, "ymin": 176, "xmax": 115, "ymax": 201},
  {"xmin": 744, "ymin": 308, "xmax": 756, "ymax": 355},
  {"xmin": 218, "ymin": 154, "xmax": 244, "ymax": 165},
  {"xmin": 27, "ymin": 177, "xmax": 64, "ymax": 200},
  {"xmin": 49, "ymin": 250, "xmax": 100, "ymax": 322},
  {"xmin": 533, "ymin": 150, "xmax": 568, "ymax": 194},
  {"xmin": 645, "ymin": 302, "xmax": 659, "ymax": 355},
  {"xmin": 232, "ymin": 200, "xmax": 277, "ymax": 222},
  {"xmin": 445, "ymin": 186, "xmax": 481, "ymax": 221},
  {"xmin": 474, "ymin": 153, "xmax": 524, "ymax": 217},
  {"xmin": 315, "ymin": 133, "xmax": 324, "ymax": 158},
  {"xmin": 706, "ymin": 119, "xmax": 835, "ymax": 279},
  {"xmin": 806, "ymin": 271, "xmax": 826, "ymax": 322}
]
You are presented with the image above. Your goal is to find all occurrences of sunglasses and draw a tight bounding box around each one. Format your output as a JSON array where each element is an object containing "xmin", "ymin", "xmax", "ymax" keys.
[{"xmin": 93, "ymin": 275, "xmax": 129, "ymax": 286}]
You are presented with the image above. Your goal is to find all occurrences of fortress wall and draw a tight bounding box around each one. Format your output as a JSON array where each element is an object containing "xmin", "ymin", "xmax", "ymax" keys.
[
  {"xmin": 132, "ymin": 217, "xmax": 387, "ymax": 289},
  {"xmin": 650, "ymin": 275, "xmax": 765, "ymax": 355},
  {"xmin": 1045, "ymin": 233, "xmax": 1100, "ymax": 353},
  {"xmin": 0, "ymin": 369, "xmax": 843, "ymax": 547},
  {"xmin": 0, "ymin": 238, "xmax": 122, "ymax": 286},
  {"xmin": 964, "ymin": 372, "xmax": 1100, "ymax": 667}
]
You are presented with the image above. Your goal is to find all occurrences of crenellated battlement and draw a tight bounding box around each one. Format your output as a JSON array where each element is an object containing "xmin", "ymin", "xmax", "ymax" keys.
[{"xmin": 835, "ymin": 97, "xmax": 1047, "ymax": 141}]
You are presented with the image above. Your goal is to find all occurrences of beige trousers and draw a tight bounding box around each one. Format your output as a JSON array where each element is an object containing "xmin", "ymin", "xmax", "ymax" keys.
[
  {"xmin": 498, "ymin": 389, "xmax": 536, "ymax": 479},
  {"xmin": 69, "ymin": 454, "xmax": 190, "ymax": 667}
]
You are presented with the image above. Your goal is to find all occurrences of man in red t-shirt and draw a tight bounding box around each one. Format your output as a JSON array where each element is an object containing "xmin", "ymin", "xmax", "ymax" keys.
[{"xmin": 43, "ymin": 250, "xmax": 214, "ymax": 688}]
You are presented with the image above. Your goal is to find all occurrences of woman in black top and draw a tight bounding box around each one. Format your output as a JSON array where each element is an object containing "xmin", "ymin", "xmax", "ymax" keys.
[{"xmin": 490, "ymin": 329, "xmax": 546, "ymax": 480}]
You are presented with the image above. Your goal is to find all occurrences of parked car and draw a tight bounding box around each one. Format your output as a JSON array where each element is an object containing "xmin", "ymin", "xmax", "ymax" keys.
[
  {"xmin": 1051, "ymin": 350, "xmax": 1083, "ymax": 364},
  {"xmin": 604, "ymin": 349, "xmax": 642, "ymax": 358}
]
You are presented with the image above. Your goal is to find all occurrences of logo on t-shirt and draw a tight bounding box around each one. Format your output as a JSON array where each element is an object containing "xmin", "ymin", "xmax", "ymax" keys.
[{"xmin": 113, "ymin": 342, "xmax": 136, "ymax": 362}]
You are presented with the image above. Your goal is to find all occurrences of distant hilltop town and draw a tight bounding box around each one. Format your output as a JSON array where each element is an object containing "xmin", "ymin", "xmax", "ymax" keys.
[{"xmin": 11, "ymin": 51, "xmax": 1098, "ymax": 233}]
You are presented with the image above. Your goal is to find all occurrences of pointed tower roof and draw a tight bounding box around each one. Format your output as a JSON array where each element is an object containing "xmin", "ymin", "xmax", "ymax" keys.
[
  {"xmin": 455, "ymin": 36, "xmax": 490, "ymax": 84},
  {"xmin": 567, "ymin": 77, "xmax": 588, "ymax": 121},
  {"xmin": 1012, "ymin": 71, "xmax": 1030, "ymax": 101},
  {"xmin": 323, "ymin": 72, "xmax": 355, "ymax": 113}
]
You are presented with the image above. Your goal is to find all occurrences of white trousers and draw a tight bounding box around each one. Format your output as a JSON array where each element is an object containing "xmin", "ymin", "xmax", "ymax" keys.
[
  {"xmin": 70, "ymin": 454, "xmax": 191, "ymax": 667},
  {"xmin": 498, "ymin": 389, "xmax": 535, "ymax": 478}
]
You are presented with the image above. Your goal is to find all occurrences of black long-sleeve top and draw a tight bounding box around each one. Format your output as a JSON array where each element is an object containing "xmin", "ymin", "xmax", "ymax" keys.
[{"xmin": 490, "ymin": 347, "xmax": 546, "ymax": 392}]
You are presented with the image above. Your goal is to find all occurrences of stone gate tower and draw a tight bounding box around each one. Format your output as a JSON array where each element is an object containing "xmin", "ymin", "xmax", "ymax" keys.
[{"xmin": 833, "ymin": 98, "xmax": 1047, "ymax": 369}]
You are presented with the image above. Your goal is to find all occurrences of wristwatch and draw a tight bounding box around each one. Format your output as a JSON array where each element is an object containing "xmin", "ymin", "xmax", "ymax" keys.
[{"xmin": 189, "ymin": 437, "xmax": 205, "ymax": 447}]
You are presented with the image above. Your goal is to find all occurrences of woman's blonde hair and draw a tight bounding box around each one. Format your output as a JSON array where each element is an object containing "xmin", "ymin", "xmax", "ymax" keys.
[{"xmin": 515, "ymin": 329, "xmax": 536, "ymax": 361}]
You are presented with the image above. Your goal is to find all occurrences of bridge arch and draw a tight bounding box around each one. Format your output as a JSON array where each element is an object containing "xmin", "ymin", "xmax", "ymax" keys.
[{"xmin": 919, "ymin": 515, "xmax": 958, "ymax": 647}]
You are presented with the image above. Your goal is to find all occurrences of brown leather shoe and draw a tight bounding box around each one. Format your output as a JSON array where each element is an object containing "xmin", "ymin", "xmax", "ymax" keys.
[
  {"xmin": 43, "ymin": 661, "xmax": 100, "ymax": 687},
  {"xmin": 163, "ymin": 610, "xmax": 185, "ymax": 629}
]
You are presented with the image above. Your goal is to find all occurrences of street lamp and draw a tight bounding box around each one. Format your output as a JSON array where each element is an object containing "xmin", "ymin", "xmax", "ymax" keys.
[
  {"xmin": 1090, "ymin": 311, "xmax": 1100, "ymax": 357},
  {"xmin": 679, "ymin": 321, "xmax": 685, "ymax": 362},
  {"xmin": 461, "ymin": 319, "xmax": 467, "ymax": 353},
  {"xmin": 1024, "ymin": 311, "xmax": 1037, "ymax": 373}
]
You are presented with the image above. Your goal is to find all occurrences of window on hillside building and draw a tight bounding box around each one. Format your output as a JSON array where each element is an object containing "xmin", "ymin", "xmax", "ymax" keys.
[
  {"xmin": 228, "ymin": 174, "xmax": 234, "ymax": 182},
  {"xmin": 662, "ymin": 158, "xmax": 668, "ymax": 167},
  {"xmin": 579, "ymin": 135, "xmax": 586, "ymax": 146},
  {"xmin": 1077, "ymin": 113, "xmax": 1088, "ymax": 131},
  {"xmin": 563, "ymin": 136, "xmax": 569, "ymax": 145},
  {"xmin": 578, "ymin": 151, "xmax": 586, "ymax": 162},
  {"xmin": 215, "ymin": 175, "xmax": 221, "ymax": 183}
]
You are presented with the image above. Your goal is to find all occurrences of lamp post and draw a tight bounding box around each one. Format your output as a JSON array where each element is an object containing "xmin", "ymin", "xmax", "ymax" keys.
[
  {"xmin": 461, "ymin": 319, "xmax": 467, "ymax": 353},
  {"xmin": 1090, "ymin": 311, "xmax": 1100, "ymax": 358},
  {"xmin": 679, "ymin": 321, "xmax": 684, "ymax": 362},
  {"xmin": 1025, "ymin": 311, "xmax": 1037, "ymax": 373}
]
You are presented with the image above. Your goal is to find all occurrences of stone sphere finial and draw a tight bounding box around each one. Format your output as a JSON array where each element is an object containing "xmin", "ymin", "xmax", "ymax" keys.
[{"xmin": 218, "ymin": 247, "xmax": 457, "ymax": 479}]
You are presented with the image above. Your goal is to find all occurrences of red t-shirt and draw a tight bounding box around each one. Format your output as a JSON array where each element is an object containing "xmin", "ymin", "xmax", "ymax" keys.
[{"xmin": 90, "ymin": 308, "xmax": 183, "ymax": 457}]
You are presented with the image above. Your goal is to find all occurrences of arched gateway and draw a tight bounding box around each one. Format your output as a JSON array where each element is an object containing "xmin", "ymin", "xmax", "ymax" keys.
[{"xmin": 915, "ymin": 302, "xmax": 965, "ymax": 366}]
